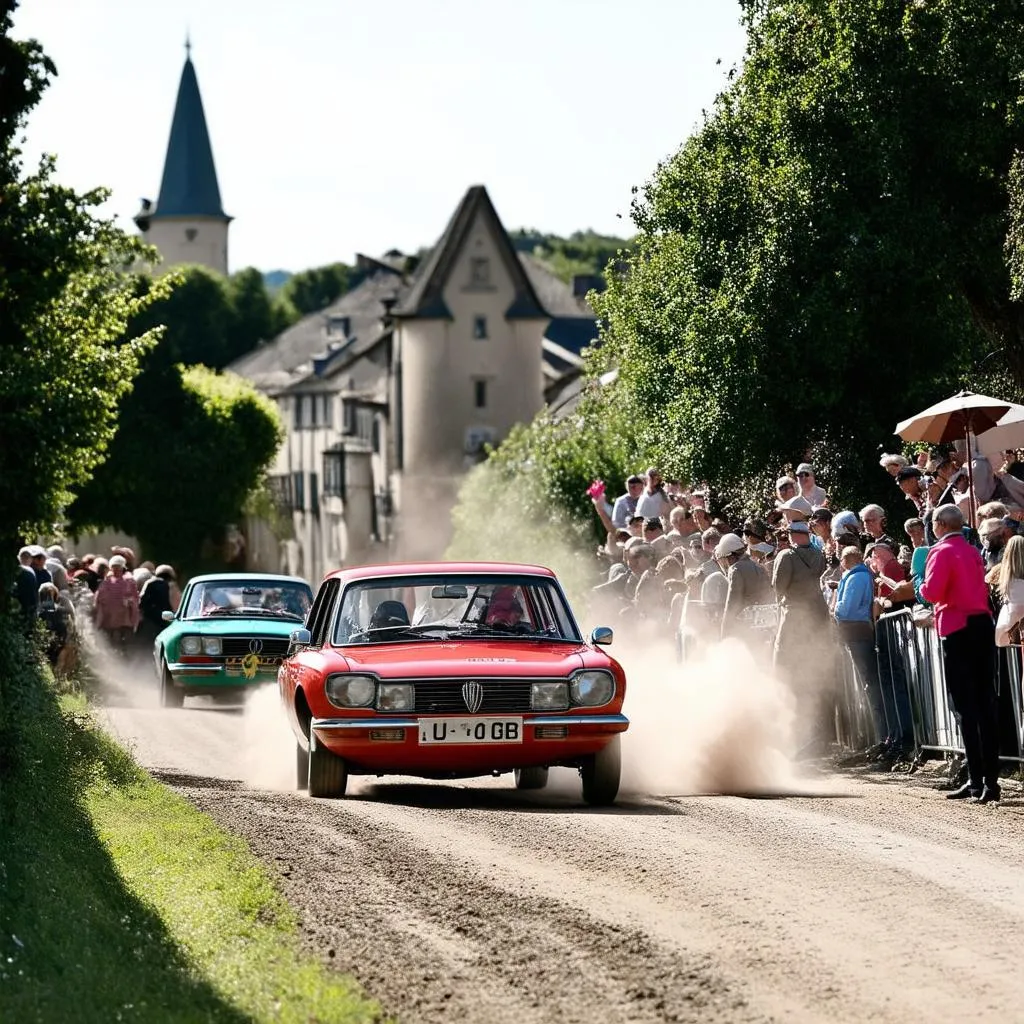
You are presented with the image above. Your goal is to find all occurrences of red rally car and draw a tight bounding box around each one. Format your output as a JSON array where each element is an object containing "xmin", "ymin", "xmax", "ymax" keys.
[{"xmin": 278, "ymin": 561, "xmax": 629, "ymax": 805}]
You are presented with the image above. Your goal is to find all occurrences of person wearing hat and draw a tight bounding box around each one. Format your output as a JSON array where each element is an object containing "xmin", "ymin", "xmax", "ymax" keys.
[
  {"xmin": 716, "ymin": 531, "xmax": 770, "ymax": 640},
  {"xmin": 771, "ymin": 520, "xmax": 828, "ymax": 682},
  {"xmin": 93, "ymin": 553, "xmax": 140, "ymax": 653},
  {"xmin": 895, "ymin": 466, "xmax": 927, "ymax": 517},
  {"xmin": 741, "ymin": 518, "xmax": 769, "ymax": 552},
  {"xmin": 796, "ymin": 463, "xmax": 827, "ymax": 507}
]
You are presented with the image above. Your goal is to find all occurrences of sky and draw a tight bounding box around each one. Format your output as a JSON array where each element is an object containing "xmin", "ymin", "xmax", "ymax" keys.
[{"xmin": 12, "ymin": 0, "xmax": 748, "ymax": 275}]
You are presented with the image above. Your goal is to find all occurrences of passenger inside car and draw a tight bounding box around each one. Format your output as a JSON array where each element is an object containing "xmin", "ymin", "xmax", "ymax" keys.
[{"xmin": 483, "ymin": 587, "xmax": 532, "ymax": 632}]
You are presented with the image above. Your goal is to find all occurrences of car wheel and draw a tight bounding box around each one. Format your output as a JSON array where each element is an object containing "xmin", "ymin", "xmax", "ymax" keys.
[
  {"xmin": 160, "ymin": 663, "xmax": 185, "ymax": 709},
  {"xmin": 514, "ymin": 766, "xmax": 549, "ymax": 790},
  {"xmin": 307, "ymin": 730, "xmax": 348, "ymax": 798},
  {"xmin": 295, "ymin": 740, "xmax": 309, "ymax": 791},
  {"xmin": 580, "ymin": 735, "xmax": 621, "ymax": 806}
]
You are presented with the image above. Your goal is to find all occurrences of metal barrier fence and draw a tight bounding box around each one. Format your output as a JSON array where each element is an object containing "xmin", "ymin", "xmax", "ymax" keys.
[{"xmin": 677, "ymin": 597, "xmax": 1024, "ymax": 764}]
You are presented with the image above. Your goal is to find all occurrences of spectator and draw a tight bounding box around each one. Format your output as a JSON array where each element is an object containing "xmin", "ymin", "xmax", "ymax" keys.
[
  {"xmin": 920, "ymin": 505, "xmax": 1001, "ymax": 803},
  {"xmin": 833, "ymin": 546, "xmax": 887, "ymax": 750},
  {"xmin": 27, "ymin": 546, "xmax": 51, "ymax": 588},
  {"xmin": 665, "ymin": 505, "xmax": 698, "ymax": 544},
  {"xmin": 904, "ymin": 518, "xmax": 927, "ymax": 549},
  {"xmin": 831, "ymin": 510, "xmax": 862, "ymax": 542},
  {"xmin": 859, "ymin": 505, "xmax": 896, "ymax": 550},
  {"xmin": 718, "ymin": 533, "xmax": 770, "ymax": 640},
  {"xmin": 12, "ymin": 556, "xmax": 39, "ymax": 634},
  {"xmin": 139, "ymin": 564, "xmax": 177, "ymax": 643},
  {"xmin": 978, "ymin": 517, "xmax": 1010, "ymax": 570},
  {"xmin": 643, "ymin": 517, "xmax": 673, "ymax": 558},
  {"xmin": 111, "ymin": 545, "xmax": 137, "ymax": 571},
  {"xmin": 698, "ymin": 529, "xmax": 727, "ymax": 613},
  {"xmin": 796, "ymin": 462, "xmax": 827, "ymax": 506},
  {"xmin": 896, "ymin": 467, "xmax": 927, "ymax": 517},
  {"xmin": 741, "ymin": 518, "xmax": 770, "ymax": 553},
  {"xmin": 775, "ymin": 476, "xmax": 798, "ymax": 506},
  {"xmin": 93, "ymin": 554, "xmax": 140, "ymax": 653},
  {"xmin": 38, "ymin": 581, "xmax": 76, "ymax": 674},
  {"xmin": 626, "ymin": 514, "xmax": 645, "ymax": 539},
  {"xmin": 771, "ymin": 521, "xmax": 828, "ymax": 678},
  {"xmin": 879, "ymin": 453, "xmax": 910, "ymax": 477},
  {"xmin": 635, "ymin": 467, "xmax": 672, "ymax": 521},
  {"xmin": 611, "ymin": 475, "xmax": 644, "ymax": 529},
  {"xmin": 995, "ymin": 535, "xmax": 1024, "ymax": 647}
]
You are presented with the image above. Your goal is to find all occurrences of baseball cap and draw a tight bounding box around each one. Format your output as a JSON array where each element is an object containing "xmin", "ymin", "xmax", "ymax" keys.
[
  {"xmin": 643, "ymin": 517, "xmax": 663, "ymax": 531},
  {"xmin": 896, "ymin": 466, "xmax": 923, "ymax": 483},
  {"xmin": 714, "ymin": 533, "xmax": 746, "ymax": 559},
  {"xmin": 782, "ymin": 495, "xmax": 814, "ymax": 516},
  {"xmin": 796, "ymin": 462, "xmax": 814, "ymax": 475},
  {"xmin": 786, "ymin": 521, "xmax": 811, "ymax": 535},
  {"xmin": 109, "ymin": 554, "xmax": 127, "ymax": 568}
]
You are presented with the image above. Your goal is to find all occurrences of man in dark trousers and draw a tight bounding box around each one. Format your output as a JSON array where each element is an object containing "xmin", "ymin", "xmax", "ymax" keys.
[{"xmin": 921, "ymin": 504, "xmax": 1001, "ymax": 803}]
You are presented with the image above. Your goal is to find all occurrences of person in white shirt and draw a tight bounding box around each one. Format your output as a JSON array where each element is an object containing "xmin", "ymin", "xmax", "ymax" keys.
[
  {"xmin": 610, "ymin": 475, "xmax": 644, "ymax": 529},
  {"xmin": 996, "ymin": 535, "xmax": 1024, "ymax": 646},
  {"xmin": 796, "ymin": 463, "xmax": 828, "ymax": 506},
  {"xmin": 635, "ymin": 467, "xmax": 673, "ymax": 521}
]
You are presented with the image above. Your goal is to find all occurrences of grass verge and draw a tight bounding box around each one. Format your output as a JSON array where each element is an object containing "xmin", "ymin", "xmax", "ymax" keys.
[{"xmin": 0, "ymin": 621, "xmax": 383, "ymax": 1023}]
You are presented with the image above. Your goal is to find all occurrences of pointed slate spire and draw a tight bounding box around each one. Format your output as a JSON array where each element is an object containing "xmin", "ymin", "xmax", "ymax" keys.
[{"xmin": 150, "ymin": 47, "xmax": 228, "ymax": 220}]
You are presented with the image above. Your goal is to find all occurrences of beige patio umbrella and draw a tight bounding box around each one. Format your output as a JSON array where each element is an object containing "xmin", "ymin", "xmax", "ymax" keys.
[
  {"xmin": 974, "ymin": 403, "xmax": 1024, "ymax": 457},
  {"xmin": 895, "ymin": 391, "xmax": 1015, "ymax": 527}
]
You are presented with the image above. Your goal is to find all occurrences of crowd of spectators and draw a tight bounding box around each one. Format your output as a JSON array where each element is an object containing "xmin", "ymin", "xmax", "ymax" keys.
[
  {"xmin": 12, "ymin": 542, "xmax": 181, "ymax": 674},
  {"xmin": 587, "ymin": 447, "xmax": 1024, "ymax": 802}
]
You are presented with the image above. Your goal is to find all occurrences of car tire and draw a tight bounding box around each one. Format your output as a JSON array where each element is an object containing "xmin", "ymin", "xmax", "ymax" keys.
[
  {"xmin": 160, "ymin": 663, "xmax": 185, "ymax": 709},
  {"xmin": 580, "ymin": 735, "xmax": 621, "ymax": 806},
  {"xmin": 295, "ymin": 740, "xmax": 309, "ymax": 791},
  {"xmin": 307, "ymin": 730, "xmax": 348, "ymax": 798},
  {"xmin": 514, "ymin": 766, "xmax": 549, "ymax": 790}
]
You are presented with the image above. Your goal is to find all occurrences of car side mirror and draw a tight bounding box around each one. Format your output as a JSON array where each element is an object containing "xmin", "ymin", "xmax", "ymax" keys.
[
  {"xmin": 290, "ymin": 627, "xmax": 312, "ymax": 650},
  {"xmin": 591, "ymin": 626, "xmax": 613, "ymax": 646},
  {"xmin": 161, "ymin": 610, "xmax": 175, "ymax": 623}
]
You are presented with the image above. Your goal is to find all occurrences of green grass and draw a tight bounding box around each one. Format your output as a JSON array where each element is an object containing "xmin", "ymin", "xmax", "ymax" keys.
[{"xmin": 0, "ymin": 622, "xmax": 383, "ymax": 1023}]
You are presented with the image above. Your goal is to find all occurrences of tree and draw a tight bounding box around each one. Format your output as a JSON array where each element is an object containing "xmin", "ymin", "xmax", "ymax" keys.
[
  {"xmin": 0, "ymin": 1, "xmax": 164, "ymax": 586},
  {"xmin": 509, "ymin": 229, "xmax": 632, "ymax": 284},
  {"xmin": 227, "ymin": 266, "xmax": 293, "ymax": 364},
  {"xmin": 281, "ymin": 262, "xmax": 351, "ymax": 316},
  {"xmin": 591, "ymin": 0, "xmax": 1024, "ymax": 515},
  {"xmin": 68, "ymin": 364, "xmax": 283, "ymax": 576}
]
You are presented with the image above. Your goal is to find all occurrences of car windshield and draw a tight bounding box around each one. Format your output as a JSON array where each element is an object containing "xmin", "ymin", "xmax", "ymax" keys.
[
  {"xmin": 332, "ymin": 574, "xmax": 581, "ymax": 645},
  {"xmin": 183, "ymin": 580, "xmax": 312, "ymax": 622}
]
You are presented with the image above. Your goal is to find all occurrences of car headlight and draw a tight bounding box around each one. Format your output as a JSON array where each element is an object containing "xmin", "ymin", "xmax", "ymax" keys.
[
  {"xmin": 202, "ymin": 637, "xmax": 222, "ymax": 656},
  {"xmin": 570, "ymin": 671, "xmax": 614, "ymax": 707},
  {"xmin": 531, "ymin": 681, "xmax": 569, "ymax": 711},
  {"xmin": 377, "ymin": 683, "xmax": 414, "ymax": 712},
  {"xmin": 325, "ymin": 674, "xmax": 376, "ymax": 708},
  {"xmin": 180, "ymin": 635, "xmax": 202, "ymax": 655}
]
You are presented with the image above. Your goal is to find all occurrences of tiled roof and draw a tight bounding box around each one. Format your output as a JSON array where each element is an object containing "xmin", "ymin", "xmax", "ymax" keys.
[{"xmin": 227, "ymin": 266, "xmax": 404, "ymax": 391}]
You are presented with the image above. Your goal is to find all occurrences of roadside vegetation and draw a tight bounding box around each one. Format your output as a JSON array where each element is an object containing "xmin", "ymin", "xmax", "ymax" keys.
[{"xmin": 0, "ymin": 620, "xmax": 382, "ymax": 1023}]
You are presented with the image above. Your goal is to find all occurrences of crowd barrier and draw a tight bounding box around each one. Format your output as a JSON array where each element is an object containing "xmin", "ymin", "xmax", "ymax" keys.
[{"xmin": 677, "ymin": 596, "xmax": 1024, "ymax": 765}]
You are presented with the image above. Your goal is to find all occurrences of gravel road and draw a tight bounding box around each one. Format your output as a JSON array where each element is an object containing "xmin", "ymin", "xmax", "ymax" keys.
[{"xmin": 102, "ymin": 683, "xmax": 1024, "ymax": 1024}]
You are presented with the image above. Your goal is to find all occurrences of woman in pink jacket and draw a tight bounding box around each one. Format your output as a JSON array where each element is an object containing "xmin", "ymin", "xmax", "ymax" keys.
[{"xmin": 93, "ymin": 554, "xmax": 140, "ymax": 653}]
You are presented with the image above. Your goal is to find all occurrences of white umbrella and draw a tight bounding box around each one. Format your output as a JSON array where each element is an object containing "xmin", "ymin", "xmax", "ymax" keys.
[
  {"xmin": 974, "ymin": 403, "xmax": 1024, "ymax": 458},
  {"xmin": 895, "ymin": 391, "xmax": 1015, "ymax": 527}
]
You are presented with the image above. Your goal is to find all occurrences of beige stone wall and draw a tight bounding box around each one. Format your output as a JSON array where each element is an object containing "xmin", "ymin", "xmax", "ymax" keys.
[
  {"xmin": 144, "ymin": 216, "xmax": 229, "ymax": 275},
  {"xmin": 398, "ymin": 209, "xmax": 546, "ymax": 476}
]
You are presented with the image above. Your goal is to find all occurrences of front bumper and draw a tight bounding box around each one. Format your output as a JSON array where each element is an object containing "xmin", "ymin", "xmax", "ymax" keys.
[
  {"xmin": 309, "ymin": 713, "xmax": 629, "ymax": 774},
  {"xmin": 166, "ymin": 662, "xmax": 279, "ymax": 686}
]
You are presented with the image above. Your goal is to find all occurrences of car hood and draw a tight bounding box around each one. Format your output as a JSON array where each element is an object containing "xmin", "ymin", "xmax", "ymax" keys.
[
  {"xmin": 337, "ymin": 639, "xmax": 591, "ymax": 679},
  {"xmin": 161, "ymin": 617, "xmax": 300, "ymax": 638}
]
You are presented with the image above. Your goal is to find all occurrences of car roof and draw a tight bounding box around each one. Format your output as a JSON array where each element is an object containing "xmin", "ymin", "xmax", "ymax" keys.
[
  {"xmin": 323, "ymin": 561, "xmax": 558, "ymax": 584},
  {"xmin": 185, "ymin": 572, "xmax": 312, "ymax": 586}
]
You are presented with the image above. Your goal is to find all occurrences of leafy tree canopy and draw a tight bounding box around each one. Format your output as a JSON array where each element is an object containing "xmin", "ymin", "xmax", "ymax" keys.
[
  {"xmin": 591, "ymin": 0, "xmax": 1024, "ymax": 515},
  {"xmin": 0, "ymin": 1, "xmax": 165, "ymax": 573},
  {"xmin": 68, "ymin": 363, "xmax": 283, "ymax": 576},
  {"xmin": 509, "ymin": 229, "xmax": 632, "ymax": 283},
  {"xmin": 281, "ymin": 262, "xmax": 351, "ymax": 317}
]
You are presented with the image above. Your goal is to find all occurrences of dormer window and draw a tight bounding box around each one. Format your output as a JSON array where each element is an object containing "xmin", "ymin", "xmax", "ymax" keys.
[
  {"xmin": 469, "ymin": 257, "xmax": 490, "ymax": 287},
  {"xmin": 326, "ymin": 315, "xmax": 350, "ymax": 339}
]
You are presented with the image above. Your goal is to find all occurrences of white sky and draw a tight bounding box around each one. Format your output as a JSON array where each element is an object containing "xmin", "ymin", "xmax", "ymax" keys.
[{"xmin": 13, "ymin": 0, "xmax": 747, "ymax": 274}]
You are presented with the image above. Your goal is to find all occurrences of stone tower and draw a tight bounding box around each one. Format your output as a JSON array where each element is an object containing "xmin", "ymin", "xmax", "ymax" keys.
[{"xmin": 135, "ymin": 43, "xmax": 231, "ymax": 274}]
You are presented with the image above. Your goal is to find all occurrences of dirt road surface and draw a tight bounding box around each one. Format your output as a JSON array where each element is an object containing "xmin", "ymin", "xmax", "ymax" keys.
[{"xmin": 103, "ymin": 688, "xmax": 1024, "ymax": 1024}]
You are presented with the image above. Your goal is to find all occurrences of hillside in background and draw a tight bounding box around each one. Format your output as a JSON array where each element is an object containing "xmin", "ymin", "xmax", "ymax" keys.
[{"xmin": 261, "ymin": 229, "xmax": 632, "ymax": 293}]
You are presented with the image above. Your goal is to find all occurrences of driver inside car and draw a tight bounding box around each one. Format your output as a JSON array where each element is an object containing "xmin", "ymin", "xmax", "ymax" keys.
[{"xmin": 484, "ymin": 587, "xmax": 530, "ymax": 631}]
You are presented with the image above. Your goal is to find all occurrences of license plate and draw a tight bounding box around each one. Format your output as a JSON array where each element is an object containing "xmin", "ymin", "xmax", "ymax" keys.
[
  {"xmin": 419, "ymin": 717, "xmax": 523, "ymax": 745},
  {"xmin": 224, "ymin": 657, "xmax": 281, "ymax": 676}
]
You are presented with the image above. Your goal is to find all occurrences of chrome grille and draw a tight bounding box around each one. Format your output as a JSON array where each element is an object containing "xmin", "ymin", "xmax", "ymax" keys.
[
  {"xmin": 220, "ymin": 636, "xmax": 291, "ymax": 658},
  {"xmin": 409, "ymin": 679, "xmax": 537, "ymax": 715}
]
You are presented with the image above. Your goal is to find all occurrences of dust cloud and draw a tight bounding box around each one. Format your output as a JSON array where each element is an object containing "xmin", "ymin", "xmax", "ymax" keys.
[
  {"xmin": 241, "ymin": 683, "xmax": 296, "ymax": 790},
  {"xmin": 442, "ymin": 463, "xmax": 811, "ymax": 798}
]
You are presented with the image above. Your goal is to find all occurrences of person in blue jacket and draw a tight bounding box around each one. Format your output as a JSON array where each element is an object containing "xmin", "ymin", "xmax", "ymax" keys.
[{"xmin": 833, "ymin": 545, "xmax": 886, "ymax": 749}]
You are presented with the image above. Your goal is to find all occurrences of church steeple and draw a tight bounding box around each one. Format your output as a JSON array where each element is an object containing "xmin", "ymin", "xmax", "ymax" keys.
[{"xmin": 136, "ymin": 43, "xmax": 231, "ymax": 275}]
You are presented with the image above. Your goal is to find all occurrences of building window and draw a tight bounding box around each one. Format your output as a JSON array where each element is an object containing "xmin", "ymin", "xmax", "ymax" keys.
[
  {"xmin": 292, "ymin": 471, "xmax": 305, "ymax": 512},
  {"xmin": 293, "ymin": 395, "xmax": 308, "ymax": 430},
  {"xmin": 268, "ymin": 473, "xmax": 294, "ymax": 511},
  {"xmin": 473, "ymin": 316, "xmax": 488, "ymax": 339},
  {"xmin": 318, "ymin": 394, "xmax": 332, "ymax": 429},
  {"xmin": 323, "ymin": 451, "xmax": 346, "ymax": 498},
  {"xmin": 309, "ymin": 471, "xmax": 320, "ymax": 515},
  {"xmin": 469, "ymin": 257, "xmax": 490, "ymax": 287},
  {"xmin": 474, "ymin": 379, "xmax": 487, "ymax": 409}
]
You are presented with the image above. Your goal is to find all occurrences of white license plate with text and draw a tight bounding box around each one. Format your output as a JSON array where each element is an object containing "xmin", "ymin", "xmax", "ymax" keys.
[{"xmin": 418, "ymin": 717, "xmax": 524, "ymax": 745}]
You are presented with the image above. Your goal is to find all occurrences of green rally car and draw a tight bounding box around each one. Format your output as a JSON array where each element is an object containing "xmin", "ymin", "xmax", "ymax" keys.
[{"xmin": 153, "ymin": 573, "xmax": 313, "ymax": 708}]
